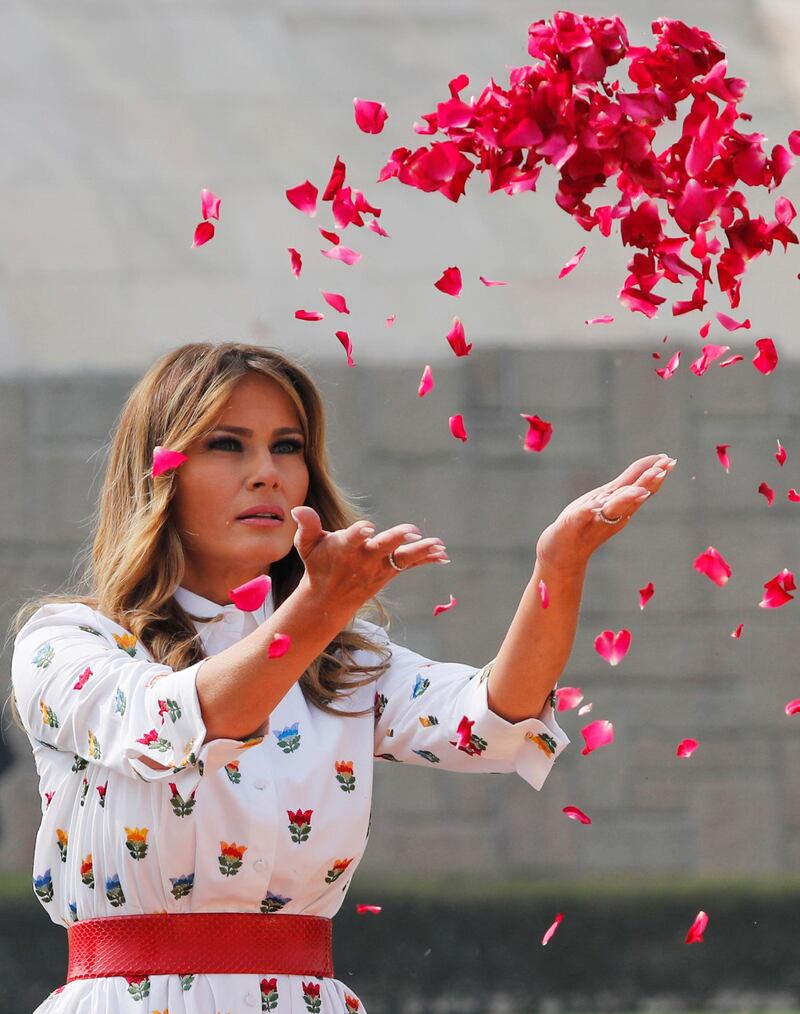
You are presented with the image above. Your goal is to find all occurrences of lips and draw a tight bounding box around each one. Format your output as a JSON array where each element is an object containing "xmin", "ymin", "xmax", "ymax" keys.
[{"xmin": 235, "ymin": 504, "xmax": 285, "ymax": 521}]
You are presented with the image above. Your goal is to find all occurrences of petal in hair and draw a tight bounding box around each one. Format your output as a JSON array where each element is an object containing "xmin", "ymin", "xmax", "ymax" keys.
[
  {"xmin": 434, "ymin": 266, "xmax": 463, "ymax": 296},
  {"xmin": 288, "ymin": 248, "xmax": 302, "ymax": 278},
  {"xmin": 562, "ymin": 806, "xmax": 591, "ymax": 825},
  {"xmin": 520, "ymin": 414, "xmax": 553, "ymax": 453},
  {"xmin": 335, "ymin": 331, "xmax": 356, "ymax": 368},
  {"xmin": 230, "ymin": 575, "xmax": 272, "ymax": 612},
  {"xmin": 286, "ymin": 180, "xmax": 318, "ymax": 216},
  {"xmin": 542, "ymin": 913, "xmax": 564, "ymax": 946},
  {"xmin": 434, "ymin": 595, "xmax": 457, "ymax": 618},
  {"xmin": 685, "ymin": 911, "xmax": 709, "ymax": 945},
  {"xmin": 716, "ymin": 445, "xmax": 731, "ymax": 473},
  {"xmin": 581, "ymin": 720, "xmax": 614, "ymax": 756},
  {"xmin": 192, "ymin": 221, "xmax": 215, "ymax": 247},
  {"xmin": 753, "ymin": 338, "xmax": 778, "ymax": 375},
  {"xmin": 268, "ymin": 633, "xmax": 291, "ymax": 659},
  {"xmin": 354, "ymin": 98, "xmax": 389, "ymax": 134},
  {"xmin": 449, "ymin": 414, "xmax": 468, "ymax": 442},
  {"xmin": 559, "ymin": 246, "xmax": 587, "ymax": 279},
  {"xmin": 639, "ymin": 582, "xmax": 655, "ymax": 609},
  {"xmin": 776, "ymin": 439, "xmax": 787, "ymax": 466},
  {"xmin": 555, "ymin": 687, "xmax": 584, "ymax": 712},
  {"xmin": 321, "ymin": 291, "xmax": 350, "ymax": 315},
  {"xmin": 594, "ymin": 629, "xmax": 631, "ymax": 666},
  {"xmin": 693, "ymin": 547, "xmax": 732, "ymax": 586},
  {"xmin": 201, "ymin": 189, "xmax": 221, "ymax": 221},
  {"xmin": 418, "ymin": 365, "xmax": 435, "ymax": 398},
  {"xmin": 758, "ymin": 482, "xmax": 775, "ymax": 506},
  {"xmin": 152, "ymin": 447, "xmax": 188, "ymax": 477},
  {"xmin": 676, "ymin": 738, "xmax": 698, "ymax": 758},
  {"xmin": 446, "ymin": 318, "xmax": 473, "ymax": 357}
]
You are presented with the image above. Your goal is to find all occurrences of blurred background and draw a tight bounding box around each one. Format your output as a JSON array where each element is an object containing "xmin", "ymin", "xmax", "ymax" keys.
[{"xmin": 1, "ymin": 0, "xmax": 799, "ymax": 1011}]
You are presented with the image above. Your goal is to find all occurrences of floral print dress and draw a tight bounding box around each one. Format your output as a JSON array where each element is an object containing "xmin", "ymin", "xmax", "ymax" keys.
[{"xmin": 12, "ymin": 584, "xmax": 569, "ymax": 1013}]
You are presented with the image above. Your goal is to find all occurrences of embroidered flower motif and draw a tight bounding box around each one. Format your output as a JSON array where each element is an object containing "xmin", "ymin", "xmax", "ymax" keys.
[
  {"xmin": 32, "ymin": 643, "xmax": 55, "ymax": 669},
  {"xmin": 411, "ymin": 674, "xmax": 430, "ymax": 698},
  {"xmin": 39, "ymin": 700, "xmax": 59, "ymax": 728},
  {"xmin": 335, "ymin": 760, "xmax": 356, "ymax": 793},
  {"xmin": 33, "ymin": 869, "xmax": 53, "ymax": 903},
  {"xmin": 105, "ymin": 874, "xmax": 126, "ymax": 907},
  {"xmin": 168, "ymin": 782, "xmax": 197, "ymax": 817},
  {"xmin": 274, "ymin": 721, "xmax": 301, "ymax": 753},
  {"xmin": 77, "ymin": 625, "xmax": 104, "ymax": 637},
  {"xmin": 87, "ymin": 729, "xmax": 101, "ymax": 760},
  {"xmin": 179, "ymin": 974, "xmax": 195, "ymax": 991},
  {"xmin": 113, "ymin": 688, "xmax": 127, "ymax": 716},
  {"xmin": 218, "ymin": 840, "xmax": 247, "ymax": 876},
  {"xmin": 44, "ymin": 790, "xmax": 55, "ymax": 809},
  {"xmin": 418, "ymin": 714, "xmax": 439, "ymax": 727},
  {"xmin": 71, "ymin": 755, "xmax": 88, "ymax": 773},
  {"xmin": 302, "ymin": 980, "xmax": 322, "ymax": 1012},
  {"xmin": 72, "ymin": 666, "xmax": 92, "ymax": 690},
  {"xmin": 325, "ymin": 857, "xmax": 353, "ymax": 883},
  {"xmin": 527, "ymin": 730, "xmax": 559, "ymax": 757},
  {"xmin": 136, "ymin": 728, "xmax": 170, "ymax": 753},
  {"xmin": 261, "ymin": 890, "xmax": 292, "ymax": 914},
  {"xmin": 67, "ymin": 900, "xmax": 78, "ymax": 922},
  {"xmin": 375, "ymin": 752, "xmax": 401, "ymax": 762},
  {"xmin": 374, "ymin": 692, "xmax": 388, "ymax": 720},
  {"xmin": 224, "ymin": 761, "xmax": 241, "ymax": 784},
  {"xmin": 238, "ymin": 735, "xmax": 265, "ymax": 751},
  {"xmin": 412, "ymin": 749, "xmax": 440, "ymax": 764},
  {"xmin": 169, "ymin": 872, "xmax": 194, "ymax": 900},
  {"xmin": 287, "ymin": 808, "xmax": 313, "ymax": 844},
  {"xmin": 114, "ymin": 633, "xmax": 137, "ymax": 657},
  {"xmin": 260, "ymin": 977, "xmax": 279, "ymax": 1011},
  {"xmin": 56, "ymin": 828, "xmax": 68, "ymax": 863},
  {"xmin": 125, "ymin": 975, "xmax": 150, "ymax": 1001},
  {"xmin": 345, "ymin": 993, "xmax": 361, "ymax": 1012},
  {"xmin": 97, "ymin": 781, "xmax": 107, "ymax": 808},
  {"xmin": 124, "ymin": 827, "xmax": 149, "ymax": 861},
  {"xmin": 449, "ymin": 729, "xmax": 488, "ymax": 757},
  {"xmin": 79, "ymin": 777, "xmax": 89, "ymax": 806},
  {"xmin": 157, "ymin": 698, "xmax": 182, "ymax": 723},
  {"xmin": 80, "ymin": 854, "xmax": 94, "ymax": 889}
]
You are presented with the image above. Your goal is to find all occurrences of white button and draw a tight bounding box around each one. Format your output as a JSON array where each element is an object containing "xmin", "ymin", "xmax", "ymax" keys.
[
  {"xmin": 254, "ymin": 780, "xmax": 266, "ymax": 790},
  {"xmin": 254, "ymin": 859, "xmax": 265, "ymax": 870},
  {"xmin": 245, "ymin": 992, "xmax": 258, "ymax": 1007}
]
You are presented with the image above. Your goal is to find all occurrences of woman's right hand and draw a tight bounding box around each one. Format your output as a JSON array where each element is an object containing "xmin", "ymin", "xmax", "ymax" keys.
[{"xmin": 291, "ymin": 505, "xmax": 449, "ymax": 609}]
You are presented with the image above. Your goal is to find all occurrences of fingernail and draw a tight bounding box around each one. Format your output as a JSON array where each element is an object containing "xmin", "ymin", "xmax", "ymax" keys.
[
  {"xmin": 667, "ymin": 457, "xmax": 678, "ymax": 467},
  {"xmin": 403, "ymin": 532, "xmax": 423, "ymax": 542},
  {"xmin": 654, "ymin": 468, "xmax": 667, "ymax": 478},
  {"xmin": 435, "ymin": 558, "xmax": 451, "ymax": 564},
  {"xmin": 290, "ymin": 508, "xmax": 299, "ymax": 522},
  {"xmin": 635, "ymin": 489, "xmax": 652, "ymax": 499},
  {"xmin": 360, "ymin": 526, "xmax": 376, "ymax": 536}
]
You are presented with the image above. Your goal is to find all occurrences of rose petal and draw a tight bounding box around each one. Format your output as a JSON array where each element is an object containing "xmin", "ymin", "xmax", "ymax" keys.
[
  {"xmin": 538, "ymin": 579, "xmax": 549, "ymax": 609},
  {"xmin": 753, "ymin": 338, "xmax": 778, "ymax": 375},
  {"xmin": 295, "ymin": 310, "xmax": 324, "ymax": 322},
  {"xmin": 445, "ymin": 318, "xmax": 473, "ymax": 357},
  {"xmin": 731, "ymin": 623, "xmax": 744, "ymax": 639},
  {"xmin": 368, "ymin": 219, "xmax": 390, "ymax": 238},
  {"xmin": 433, "ymin": 594, "xmax": 457, "ymax": 617},
  {"xmin": 288, "ymin": 248, "xmax": 302, "ymax": 278},
  {"xmin": 479, "ymin": 276, "xmax": 508, "ymax": 286},
  {"xmin": 758, "ymin": 481, "xmax": 775, "ymax": 506},
  {"xmin": 542, "ymin": 913, "xmax": 564, "ymax": 946},
  {"xmin": 788, "ymin": 489, "xmax": 800, "ymax": 502},
  {"xmin": 385, "ymin": 314, "xmax": 397, "ymax": 327},
  {"xmin": 716, "ymin": 312, "xmax": 751, "ymax": 331},
  {"xmin": 449, "ymin": 414, "xmax": 468, "ymax": 442},
  {"xmin": 321, "ymin": 291, "xmax": 350, "ymax": 315},
  {"xmin": 355, "ymin": 904, "xmax": 382, "ymax": 915},
  {"xmin": 577, "ymin": 702, "xmax": 594, "ymax": 716},
  {"xmin": 268, "ymin": 633, "xmax": 291, "ymax": 659},
  {"xmin": 286, "ymin": 180, "xmax": 318, "ymax": 216},
  {"xmin": 322, "ymin": 156, "xmax": 347, "ymax": 202},
  {"xmin": 418, "ymin": 365, "xmax": 435, "ymax": 398},
  {"xmin": 759, "ymin": 568, "xmax": 795, "ymax": 608},
  {"xmin": 562, "ymin": 806, "xmax": 591, "ymax": 825},
  {"xmin": 321, "ymin": 245, "xmax": 362, "ymax": 265},
  {"xmin": 335, "ymin": 330, "xmax": 356, "ymax": 368},
  {"xmin": 719, "ymin": 354, "xmax": 744, "ymax": 367},
  {"xmin": 676, "ymin": 738, "xmax": 698, "ymax": 758},
  {"xmin": 192, "ymin": 221, "xmax": 215, "ymax": 247},
  {"xmin": 581, "ymin": 720, "xmax": 614, "ymax": 756},
  {"xmin": 594, "ymin": 629, "xmax": 631, "ymax": 666},
  {"xmin": 716, "ymin": 445, "xmax": 731, "ymax": 473},
  {"xmin": 201, "ymin": 188, "xmax": 221, "ymax": 221},
  {"xmin": 690, "ymin": 344, "xmax": 730, "ymax": 377},
  {"xmin": 555, "ymin": 687, "xmax": 584, "ymax": 712},
  {"xmin": 230, "ymin": 574, "xmax": 272, "ymax": 612},
  {"xmin": 693, "ymin": 547, "xmax": 732, "ymax": 586},
  {"xmin": 320, "ymin": 228, "xmax": 340, "ymax": 246},
  {"xmin": 785, "ymin": 698, "xmax": 800, "ymax": 716},
  {"xmin": 520, "ymin": 414, "xmax": 553, "ymax": 453},
  {"xmin": 152, "ymin": 446, "xmax": 188, "ymax": 478},
  {"xmin": 699, "ymin": 321, "xmax": 711, "ymax": 339},
  {"xmin": 585, "ymin": 315, "xmax": 614, "ymax": 325},
  {"xmin": 655, "ymin": 350, "xmax": 681, "ymax": 379},
  {"xmin": 559, "ymin": 246, "xmax": 587, "ymax": 279},
  {"xmin": 685, "ymin": 911, "xmax": 709, "ymax": 945},
  {"xmin": 354, "ymin": 98, "xmax": 388, "ymax": 134},
  {"xmin": 434, "ymin": 266, "xmax": 463, "ymax": 297},
  {"xmin": 775, "ymin": 439, "xmax": 787, "ymax": 466},
  {"xmin": 639, "ymin": 582, "xmax": 655, "ymax": 609}
]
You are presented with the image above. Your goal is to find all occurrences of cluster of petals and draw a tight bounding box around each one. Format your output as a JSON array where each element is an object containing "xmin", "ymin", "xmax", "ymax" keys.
[
  {"xmin": 192, "ymin": 188, "xmax": 221, "ymax": 247},
  {"xmin": 377, "ymin": 13, "xmax": 798, "ymax": 318}
]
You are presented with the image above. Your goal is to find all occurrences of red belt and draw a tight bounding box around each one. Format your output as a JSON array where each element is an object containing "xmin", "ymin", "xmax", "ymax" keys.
[{"xmin": 67, "ymin": 913, "xmax": 334, "ymax": 980}]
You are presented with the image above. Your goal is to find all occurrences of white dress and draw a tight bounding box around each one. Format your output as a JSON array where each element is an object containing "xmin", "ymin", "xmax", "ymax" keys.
[{"xmin": 12, "ymin": 584, "xmax": 570, "ymax": 1013}]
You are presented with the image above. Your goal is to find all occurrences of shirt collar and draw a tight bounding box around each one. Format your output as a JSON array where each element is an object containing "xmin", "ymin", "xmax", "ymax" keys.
[{"xmin": 172, "ymin": 583, "xmax": 274, "ymax": 654}]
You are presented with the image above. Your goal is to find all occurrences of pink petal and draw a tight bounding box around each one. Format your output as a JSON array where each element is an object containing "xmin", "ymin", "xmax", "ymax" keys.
[
  {"xmin": 321, "ymin": 291, "xmax": 350, "ymax": 315},
  {"xmin": 789, "ymin": 131, "xmax": 800, "ymax": 156},
  {"xmin": 690, "ymin": 344, "xmax": 730, "ymax": 377},
  {"xmin": 559, "ymin": 246, "xmax": 587, "ymax": 279},
  {"xmin": 776, "ymin": 196, "xmax": 797, "ymax": 225},
  {"xmin": 785, "ymin": 698, "xmax": 800, "ymax": 716},
  {"xmin": 788, "ymin": 489, "xmax": 800, "ymax": 502},
  {"xmin": 731, "ymin": 623, "xmax": 744, "ymax": 639},
  {"xmin": 594, "ymin": 629, "xmax": 631, "ymax": 666},
  {"xmin": 542, "ymin": 913, "xmax": 564, "ymax": 946},
  {"xmin": 335, "ymin": 330, "xmax": 356, "ymax": 368},
  {"xmin": 538, "ymin": 579, "xmax": 549, "ymax": 609},
  {"xmin": 434, "ymin": 595, "xmax": 457, "ymax": 618},
  {"xmin": 445, "ymin": 318, "xmax": 473, "ymax": 357},
  {"xmin": 776, "ymin": 440, "xmax": 787, "ymax": 466},
  {"xmin": 355, "ymin": 904, "xmax": 382, "ymax": 915},
  {"xmin": 230, "ymin": 574, "xmax": 272, "ymax": 612},
  {"xmin": 368, "ymin": 219, "xmax": 390, "ymax": 238},
  {"xmin": 385, "ymin": 314, "xmax": 396, "ymax": 327},
  {"xmin": 758, "ymin": 481, "xmax": 775, "ymax": 506},
  {"xmin": 455, "ymin": 714, "xmax": 473, "ymax": 748},
  {"xmin": 716, "ymin": 445, "xmax": 731, "ymax": 473},
  {"xmin": 321, "ymin": 245, "xmax": 362, "ymax": 265},
  {"xmin": 581, "ymin": 720, "xmax": 614, "ymax": 756},
  {"xmin": 719, "ymin": 354, "xmax": 744, "ymax": 367},
  {"xmin": 268, "ymin": 633, "xmax": 291, "ymax": 659},
  {"xmin": 286, "ymin": 180, "xmax": 318, "ymax": 216},
  {"xmin": 434, "ymin": 266, "xmax": 463, "ymax": 297},
  {"xmin": 685, "ymin": 911, "xmax": 709, "ymax": 945},
  {"xmin": 693, "ymin": 547, "xmax": 732, "ymax": 586},
  {"xmin": 562, "ymin": 805, "xmax": 591, "ymax": 825},
  {"xmin": 676, "ymin": 738, "xmax": 699, "ymax": 758},
  {"xmin": 201, "ymin": 188, "xmax": 221, "ymax": 221},
  {"xmin": 288, "ymin": 248, "xmax": 302, "ymax": 278},
  {"xmin": 354, "ymin": 98, "xmax": 388, "ymax": 135},
  {"xmin": 555, "ymin": 687, "xmax": 584, "ymax": 712},
  {"xmin": 639, "ymin": 582, "xmax": 655, "ymax": 609},
  {"xmin": 716, "ymin": 312, "xmax": 751, "ymax": 331},
  {"xmin": 319, "ymin": 228, "xmax": 340, "ymax": 246},
  {"xmin": 699, "ymin": 321, "xmax": 711, "ymax": 339},
  {"xmin": 322, "ymin": 156, "xmax": 347, "ymax": 202},
  {"xmin": 449, "ymin": 414, "xmax": 468, "ymax": 442},
  {"xmin": 479, "ymin": 276, "xmax": 508, "ymax": 287},
  {"xmin": 295, "ymin": 310, "xmax": 324, "ymax": 322},
  {"xmin": 753, "ymin": 338, "xmax": 778, "ymax": 375},
  {"xmin": 655, "ymin": 350, "xmax": 681, "ymax": 379},
  {"xmin": 577, "ymin": 702, "xmax": 593, "ymax": 716},
  {"xmin": 585, "ymin": 315, "xmax": 614, "ymax": 325},
  {"xmin": 418, "ymin": 365, "xmax": 435, "ymax": 398},
  {"xmin": 520, "ymin": 414, "xmax": 553, "ymax": 453},
  {"xmin": 151, "ymin": 446, "xmax": 188, "ymax": 478},
  {"xmin": 759, "ymin": 568, "xmax": 795, "ymax": 608},
  {"xmin": 192, "ymin": 221, "xmax": 215, "ymax": 247}
]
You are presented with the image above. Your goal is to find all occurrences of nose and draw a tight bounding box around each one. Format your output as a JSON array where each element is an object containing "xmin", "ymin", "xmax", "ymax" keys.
[{"xmin": 249, "ymin": 449, "xmax": 281, "ymax": 489}]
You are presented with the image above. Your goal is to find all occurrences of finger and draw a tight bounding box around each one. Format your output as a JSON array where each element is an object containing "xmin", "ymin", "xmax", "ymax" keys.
[
  {"xmin": 341, "ymin": 518, "xmax": 378, "ymax": 548},
  {"xmin": 588, "ymin": 483, "xmax": 655, "ymax": 520},
  {"xmin": 291, "ymin": 505, "xmax": 325, "ymax": 557},
  {"xmin": 387, "ymin": 539, "xmax": 449, "ymax": 571},
  {"xmin": 600, "ymin": 453, "xmax": 672, "ymax": 495},
  {"xmin": 364, "ymin": 522, "xmax": 423, "ymax": 555}
]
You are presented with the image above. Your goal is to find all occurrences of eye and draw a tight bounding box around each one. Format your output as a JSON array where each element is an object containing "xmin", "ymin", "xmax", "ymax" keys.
[
  {"xmin": 274, "ymin": 439, "xmax": 305, "ymax": 454},
  {"xmin": 209, "ymin": 436, "xmax": 242, "ymax": 451}
]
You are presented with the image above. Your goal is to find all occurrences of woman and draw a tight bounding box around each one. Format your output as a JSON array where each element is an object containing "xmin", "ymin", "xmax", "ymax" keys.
[{"xmin": 8, "ymin": 341, "xmax": 674, "ymax": 1012}]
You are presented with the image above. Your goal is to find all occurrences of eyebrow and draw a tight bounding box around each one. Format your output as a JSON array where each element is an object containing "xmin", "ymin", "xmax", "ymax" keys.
[{"xmin": 214, "ymin": 425, "xmax": 305, "ymax": 438}]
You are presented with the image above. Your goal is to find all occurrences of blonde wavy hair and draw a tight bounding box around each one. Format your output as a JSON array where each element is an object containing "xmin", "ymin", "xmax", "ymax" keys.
[{"xmin": 6, "ymin": 341, "xmax": 392, "ymax": 728}]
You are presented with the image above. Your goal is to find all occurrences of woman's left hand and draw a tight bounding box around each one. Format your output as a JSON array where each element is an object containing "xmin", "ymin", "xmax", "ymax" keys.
[{"xmin": 535, "ymin": 452, "xmax": 677, "ymax": 574}]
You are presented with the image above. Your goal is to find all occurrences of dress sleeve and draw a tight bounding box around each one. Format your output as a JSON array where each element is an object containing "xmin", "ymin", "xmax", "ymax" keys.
[
  {"xmin": 366, "ymin": 621, "xmax": 570, "ymax": 791},
  {"xmin": 11, "ymin": 602, "xmax": 258, "ymax": 787}
]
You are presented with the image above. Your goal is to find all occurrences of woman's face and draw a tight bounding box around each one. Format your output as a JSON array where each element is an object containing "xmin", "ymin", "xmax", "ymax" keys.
[{"xmin": 171, "ymin": 373, "xmax": 310, "ymax": 605}]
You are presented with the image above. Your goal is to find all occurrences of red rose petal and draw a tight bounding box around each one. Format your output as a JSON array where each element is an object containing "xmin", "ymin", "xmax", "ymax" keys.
[
  {"xmin": 559, "ymin": 246, "xmax": 587, "ymax": 279},
  {"xmin": 268, "ymin": 633, "xmax": 291, "ymax": 659},
  {"xmin": 542, "ymin": 913, "xmax": 564, "ymax": 946},
  {"xmin": 731, "ymin": 623, "xmax": 744, "ymax": 639},
  {"xmin": 753, "ymin": 338, "xmax": 778, "ymax": 375},
  {"xmin": 594, "ymin": 629, "xmax": 631, "ymax": 666},
  {"xmin": 418, "ymin": 365, "xmax": 434, "ymax": 398},
  {"xmin": 449, "ymin": 414, "xmax": 468, "ymax": 442},
  {"xmin": 321, "ymin": 291, "xmax": 350, "ymax": 315},
  {"xmin": 201, "ymin": 188, "xmax": 221, "ymax": 221},
  {"xmin": 152, "ymin": 446, "xmax": 188, "ymax": 477},
  {"xmin": 776, "ymin": 440, "xmax": 787, "ymax": 466},
  {"xmin": 320, "ymin": 228, "xmax": 340, "ymax": 246},
  {"xmin": 433, "ymin": 594, "xmax": 457, "ymax": 617},
  {"xmin": 694, "ymin": 547, "xmax": 732, "ymax": 586},
  {"xmin": 288, "ymin": 248, "xmax": 302, "ymax": 278},
  {"xmin": 685, "ymin": 911, "xmax": 709, "ymax": 945},
  {"xmin": 479, "ymin": 276, "xmax": 508, "ymax": 286},
  {"xmin": 434, "ymin": 266, "xmax": 463, "ymax": 297},
  {"xmin": 676, "ymin": 738, "xmax": 698, "ymax": 758},
  {"xmin": 690, "ymin": 344, "xmax": 730, "ymax": 377},
  {"xmin": 322, "ymin": 156, "xmax": 347, "ymax": 202},
  {"xmin": 355, "ymin": 904, "xmax": 382, "ymax": 915},
  {"xmin": 719, "ymin": 354, "xmax": 744, "ymax": 368},
  {"xmin": 585, "ymin": 316, "xmax": 614, "ymax": 325},
  {"xmin": 230, "ymin": 575, "xmax": 272, "ymax": 612},
  {"xmin": 716, "ymin": 312, "xmax": 751, "ymax": 331},
  {"xmin": 385, "ymin": 314, "xmax": 396, "ymax": 327},
  {"xmin": 562, "ymin": 806, "xmax": 591, "ymax": 825},
  {"xmin": 716, "ymin": 445, "xmax": 731, "ymax": 473},
  {"xmin": 555, "ymin": 687, "xmax": 584, "ymax": 712},
  {"xmin": 335, "ymin": 331, "xmax": 356, "ymax": 368},
  {"xmin": 758, "ymin": 481, "xmax": 775, "ymax": 506},
  {"xmin": 639, "ymin": 582, "xmax": 655, "ymax": 609},
  {"xmin": 788, "ymin": 489, "xmax": 800, "ymax": 502},
  {"xmin": 699, "ymin": 321, "xmax": 711, "ymax": 339},
  {"xmin": 759, "ymin": 568, "xmax": 795, "ymax": 608},
  {"xmin": 581, "ymin": 720, "xmax": 614, "ymax": 756},
  {"xmin": 295, "ymin": 310, "xmax": 324, "ymax": 322},
  {"xmin": 655, "ymin": 350, "xmax": 681, "ymax": 379},
  {"xmin": 445, "ymin": 318, "xmax": 473, "ymax": 357},
  {"xmin": 354, "ymin": 98, "xmax": 389, "ymax": 134},
  {"xmin": 368, "ymin": 219, "xmax": 390, "ymax": 238},
  {"xmin": 192, "ymin": 221, "xmax": 215, "ymax": 247},
  {"xmin": 785, "ymin": 698, "xmax": 800, "ymax": 716},
  {"xmin": 286, "ymin": 180, "xmax": 318, "ymax": 216},
  {"xmin": 520, "ymin": 414, "xmax": 553, "ymax": 453},
  {"xmin": 538, "ymin": 579, "xmax": 549, "ymax": 608}
]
